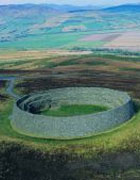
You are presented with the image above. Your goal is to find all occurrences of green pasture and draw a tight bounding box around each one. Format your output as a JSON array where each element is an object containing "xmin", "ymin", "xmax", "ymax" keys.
[
  {"xmin": 0, "ymin": 93, "xmax": 140, "ymax": 157},
  {"xmin": 1, "ymin": 10, "xmax": 140, "ymax": 50},
  {"xmin": 0, "ymin": 52, "xmax": 140, "ymax": 156},
  {"xmin": 41, "ymin": 104, "xmax": 109, "ymax": 117}
]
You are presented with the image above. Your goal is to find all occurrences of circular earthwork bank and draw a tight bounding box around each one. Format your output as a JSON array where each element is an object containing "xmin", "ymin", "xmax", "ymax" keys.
[{"xmin": 11, "ymin": 87, "xmax": 134, "ymax": 139}]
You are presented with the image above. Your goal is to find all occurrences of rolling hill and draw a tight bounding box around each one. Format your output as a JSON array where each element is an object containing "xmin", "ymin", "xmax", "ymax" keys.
[
  {"xmin": 0, "ymin": 3, "xmax": 140, "ymax": 50},
  {"xmin": 104, "ymin": 4, "xmax": 140, "ymax": 12}
]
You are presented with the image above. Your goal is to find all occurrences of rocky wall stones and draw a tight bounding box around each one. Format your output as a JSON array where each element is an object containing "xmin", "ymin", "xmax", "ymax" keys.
[{"xmin": 11, "ymin": 87, "xmax": 134, "ymax": 139}]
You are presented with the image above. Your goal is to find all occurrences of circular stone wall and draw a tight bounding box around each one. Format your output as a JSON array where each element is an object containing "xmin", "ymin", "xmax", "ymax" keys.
[{"xmin": 11, "ymin": 87, "xmax": 134, "ymax": 139}]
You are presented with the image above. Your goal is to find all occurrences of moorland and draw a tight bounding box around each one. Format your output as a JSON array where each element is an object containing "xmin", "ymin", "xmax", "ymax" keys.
[{"xmin": 0, "ymin": 3, "xmax": 140, "ymax": 180}]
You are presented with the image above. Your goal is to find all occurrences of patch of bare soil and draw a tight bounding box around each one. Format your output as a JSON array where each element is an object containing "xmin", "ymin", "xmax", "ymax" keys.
[
  {"xmin": 80, "ymin": 33, "xmax": 121, "ymax": 42},
  {"xmin": 104, "ymin": 31, "xmax": 140, "ymax": 51}
]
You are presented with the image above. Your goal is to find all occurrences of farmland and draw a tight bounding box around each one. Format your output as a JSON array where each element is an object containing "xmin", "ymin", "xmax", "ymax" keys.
[
  {"xmin": 0, "ymin": 4, "xmax": 140, "ymax": 51},
  {"xmin": 0, "ymin": 3, "xmax": 140, "ymax": 180}
]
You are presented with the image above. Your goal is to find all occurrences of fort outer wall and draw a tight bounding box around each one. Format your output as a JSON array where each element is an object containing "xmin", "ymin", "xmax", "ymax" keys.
[{"xmin": 11, "ymin": 87, "xmax": 134, "ymax": 139}]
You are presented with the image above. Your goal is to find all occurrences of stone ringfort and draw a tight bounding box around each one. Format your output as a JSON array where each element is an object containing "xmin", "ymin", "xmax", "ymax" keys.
[{"xmin": 11, "ymin": 87, "xmax": 134, "ymax": 139}]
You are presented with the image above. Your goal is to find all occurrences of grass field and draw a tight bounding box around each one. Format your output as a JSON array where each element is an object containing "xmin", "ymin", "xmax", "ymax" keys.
[
  {"xmin": 0, "ymin": 4, "xmax": 140, "ymax": 51},
  {"xmin": 0, "ymin": 52, "xmax": 140, "ymax": 150},
  {"xmin": 0, "ymin": 50, "xmax": 140, "ymax": 72},
  {"xmin": 41, "ymin": 104, "xmax": 109, "ymax": 117},
  {"xmin": 0, "ymin": 51, "xmax": 140, "ymax": 179},
  {"xmin": 1, "ymin": 3, "xmax": 140, "ymax": 179},
  {"xmin": 0, "ymin": 90, "xmax": 140, "ymax": 155}
]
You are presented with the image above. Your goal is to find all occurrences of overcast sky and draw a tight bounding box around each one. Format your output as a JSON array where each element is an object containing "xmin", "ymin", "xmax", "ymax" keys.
[{"xmin": 0, "ymin": 0, "xmax": 140, "ymax": 6}]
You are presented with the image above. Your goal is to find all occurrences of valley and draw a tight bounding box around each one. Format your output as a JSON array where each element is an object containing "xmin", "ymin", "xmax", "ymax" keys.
[{"xmin": 0, "ymin": 3, "xmax": 140, "ymax": 180}]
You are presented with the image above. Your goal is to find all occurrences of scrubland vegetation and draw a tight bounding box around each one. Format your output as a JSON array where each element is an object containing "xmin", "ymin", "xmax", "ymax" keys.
[
  {"xmin": 0, "ymin": 51, "xmax": 140, "ymax": 179},
  {"xmin": 0, "ymin": 2, "xmax": 140, "ymax": 179}
]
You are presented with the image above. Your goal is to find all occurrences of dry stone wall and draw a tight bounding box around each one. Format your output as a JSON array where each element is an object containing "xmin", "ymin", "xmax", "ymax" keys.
[{"xmin": 11, "ymin": 87, "xmax": 134, "ymax": 139}]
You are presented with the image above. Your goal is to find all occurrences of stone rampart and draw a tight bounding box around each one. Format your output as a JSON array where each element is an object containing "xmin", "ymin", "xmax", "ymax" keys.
[{"xmin": 11, "ymin": 87, "xmax": 134, "ymax": 139}]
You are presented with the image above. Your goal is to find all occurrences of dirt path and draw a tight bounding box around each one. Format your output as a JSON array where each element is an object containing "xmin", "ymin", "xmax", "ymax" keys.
[{"xmin": 0, "ymin": 76, "xmax": 20, "ymax": 99}]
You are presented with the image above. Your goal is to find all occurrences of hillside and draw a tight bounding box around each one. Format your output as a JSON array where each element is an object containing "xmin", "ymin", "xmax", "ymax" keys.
[
  {"xmin": 104, "ymin": 4, "xmax": 140, "ymax": 12},
  {"xmin": 0, "ymin": 4, "xmax": 140, "ymax": 50}
]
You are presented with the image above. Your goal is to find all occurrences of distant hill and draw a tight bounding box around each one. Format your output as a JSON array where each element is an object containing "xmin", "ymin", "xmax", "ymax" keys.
[
  {"xmin": 104, "ymin": 4, "xmax": 140, "ymax": 12},
  {"xmin": 0, "ymin": 4, "xmax": 65, "ymax": 17},
  {"xmin": 46, "ymin": 4, "xmax": 99, "ymax": 12},
  {"xmin": 0, "ymin": 3, "xmax": 140, "ymax": 50},
  {"xmin": 0, "ymin": 3, "xmax": 140, "ymax": 12},
  {"xmin": 1, "ymin": 3, "xmax": 140, "ymax": 16},
  {"xmin": 0, "ymin": 4, "xmax": 99, "ymax": 15}
]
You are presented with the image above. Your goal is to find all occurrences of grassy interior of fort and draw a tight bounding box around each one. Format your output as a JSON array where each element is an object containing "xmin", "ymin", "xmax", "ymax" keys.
[
  {"xmin": 0, "ymin": 3, "xmax": 140, "ymax": 178},
  {"xmin": 0, "ymin": 50, "xmax": 140, "ymax": 179},
  {"xmin": 0, "ymin": 50, "xmax": 140, "ymax": 151},
  {"xmin": 40, "ymin": 104, "xmax": 109, "ymax": 116}
]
